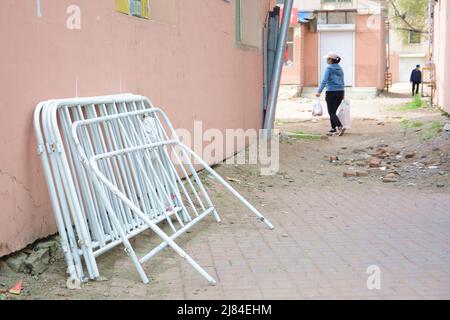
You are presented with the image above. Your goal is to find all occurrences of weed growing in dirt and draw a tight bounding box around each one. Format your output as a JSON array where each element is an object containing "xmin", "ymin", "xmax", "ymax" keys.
[
  {"xmin": 290, "ymin": 131, "xmax": 323, "ymax": 140},
  {"xmin": 421, "ymin": 122, "xmax": 443, "ymax": 141},
  {"xmin": 401, "ymin": 118, "xmax": 424, "ymax": 129},
  {"xmin": 393, "ymin": 95, "xmax": 426, "ymax": 111}
]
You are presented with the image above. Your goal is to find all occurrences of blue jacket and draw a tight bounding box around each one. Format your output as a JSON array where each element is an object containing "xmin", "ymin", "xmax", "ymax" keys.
[
  {"xmin": 410, "ymin": 69, "xmax": 422, "ymax": 83},
  {"xmin": 317, "ymin": 64, "xmax": 345, "ymax": 94}
]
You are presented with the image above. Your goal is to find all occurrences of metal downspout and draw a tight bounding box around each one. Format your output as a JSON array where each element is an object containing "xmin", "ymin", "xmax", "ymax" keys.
[
  {"xmin": 262, "ymin": 8, "xmax": 280, "ymax": 128},
  {"xmin": 262, "ymin": 0, "xmax": 294, "ymax": 138}
]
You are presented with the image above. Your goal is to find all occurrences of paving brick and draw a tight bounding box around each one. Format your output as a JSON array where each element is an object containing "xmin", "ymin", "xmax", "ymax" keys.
[{"xmin": 27, "ymin": 179, "xmax": 450, "ymax": 300}]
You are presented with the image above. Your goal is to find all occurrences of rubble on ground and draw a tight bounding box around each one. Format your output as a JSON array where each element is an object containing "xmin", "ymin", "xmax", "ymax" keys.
[
  {"xmin": 331, "ymin": 141, "xmax": 449, "ymax": 187},
  {"xmin": 2, "ymin": 238, "xmax": 59, "ymax": 276}
]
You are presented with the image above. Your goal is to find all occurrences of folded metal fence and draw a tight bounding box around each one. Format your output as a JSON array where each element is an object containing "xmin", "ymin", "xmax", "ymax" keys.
[{"xmin": 34, "ymin": 94, "xmax": 274, "ymax": 288}]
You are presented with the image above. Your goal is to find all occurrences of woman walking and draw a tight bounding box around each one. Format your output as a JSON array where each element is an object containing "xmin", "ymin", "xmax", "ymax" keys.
[{"xmin": 315, "ymin": 51, "xmax": 346, "ymax": 136}]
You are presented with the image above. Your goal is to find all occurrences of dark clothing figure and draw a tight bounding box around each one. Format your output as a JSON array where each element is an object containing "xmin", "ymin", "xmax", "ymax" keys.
[
  {"xmin": 410, "ymin": 69, "xmax": 422, "ymax": 83},
  {"xmin": 325, "ymin": 90, "xmax": 344, "ymax": 130},
  {"xmin": 412, "ymin": 82, "xmax": 420, "ymax": 96},
  {"xmin": 410, "ymin": 68, "xmax": 422, "ymax": 96}
]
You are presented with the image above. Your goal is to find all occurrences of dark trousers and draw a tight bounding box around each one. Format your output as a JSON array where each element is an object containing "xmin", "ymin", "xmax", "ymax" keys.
[
  {"xmin": 325, "ymin": 90, "xmax": 344, "ymax": 129},
  {"xmin": 412, "ymin": 82, "xmax": 420, "ymax": 96}
]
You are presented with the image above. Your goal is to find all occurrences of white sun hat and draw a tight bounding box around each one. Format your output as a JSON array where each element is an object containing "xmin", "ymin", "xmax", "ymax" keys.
[{"xmin": 323, "ymin": 51, "xmax": 340, "ymax": 59}]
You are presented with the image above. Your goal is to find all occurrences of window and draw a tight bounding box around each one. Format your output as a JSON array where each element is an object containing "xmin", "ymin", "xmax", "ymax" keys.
[
  {"xmin": 346, "ymin": 11, "xmax": 356, "ymax": 24},
  {"xmin": 328, "ymin": 12, "xmax": 346, "ymax": 24},
  {"xmin": 317, "ymin": 11, "xmax": 356, "ymax": 24},
  {"xmin": 318, "ymin": 12, "xmax": 327, "ymax": 24},
  {"xmin": 284, "ymin": 27, "xmax": 295, "ymax": 66},
  {"xmin": 409, "ymin": 31, "xmax": 421, "ymax": 44},
  {"xmin": 115, "ymin": 0, "xmax": 177, "ymax": 24},
  {"xmin": 235, "ymin": 0, "xmax": 263, "ymax": 48},
  {"xmin": 115, "ymin": 0, "xmax": 149, "ymax": 19},
  {"xmin": 236, "ymin": 0, "xmax": 242, "ymax": 42}
]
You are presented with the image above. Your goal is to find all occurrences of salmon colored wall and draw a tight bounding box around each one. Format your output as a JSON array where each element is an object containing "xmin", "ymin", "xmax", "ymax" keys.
[
  {"xmin": 380, "ymin": 12, "xmax": 387, "ymax": 90},
  {"xmin": 280, "ymin": 26, "xmax": 302, "ymax": 85},
  {"xmin": 0, "ymin": 0, "xmax": 272, "ymax": 257},
  {"xmin": 434, "ymin": 0, "xmax": 450, "ymax": 112},
  {"xmin": 390, "ymin": 53, "xmax": 400, "ymax": 83},
  {"xmin": 281, "ymin": 14, "xmax": 386, "ymax": 89},
  {"xmin": 303, "ymin": 30, "xmax": 319, "ymax": 86},
  {"xmin": 355, "ymin": 15, "xmax": 385, "ymax": 89}
]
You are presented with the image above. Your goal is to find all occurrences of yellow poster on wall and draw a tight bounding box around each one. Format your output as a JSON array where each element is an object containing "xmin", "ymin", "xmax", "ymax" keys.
[
  {"xmin": 115, "ymin": 0, "xmax": 130, "ymax": 15},
  {"xmin": 141, "ymin": 0, "xmax": 149, "ymax": 19},
  {"xmin": 116, "ymin": 0, "xmax": 149, "ymax": 19}
]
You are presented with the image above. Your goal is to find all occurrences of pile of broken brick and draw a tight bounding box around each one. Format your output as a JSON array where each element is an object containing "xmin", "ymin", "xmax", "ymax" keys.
[{"xmin": 330, "ymin": 144, "xmax": 419, "ymax": 183}]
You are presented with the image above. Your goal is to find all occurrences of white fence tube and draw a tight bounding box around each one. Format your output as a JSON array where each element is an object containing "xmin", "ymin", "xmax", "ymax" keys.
[
  {"xmin": 41, "ymin": 102, "xmax": 87, "ymax": 279},
  {"xmin": 72, "ymin": 108, "xmax": 274, "ymax": 230},
  {"xmin": 179, "ymin": 145, "xmax": 275, "ymax": 230},
  {"xmin": 33, "ymin": 102, "xmax": 80, "ymax": 282},
  {"xmin": 89, "ymin": 160, "xmax": 217, "ymax": 285},
  {"xmin": 48, "ymin": 102, "xmax": 99, "ymax": 279},
  {"xmin": 36, "ymin": 94, "xmax": 274, "ymax": 286},
  {"xmin": 140, "ymin": 208, "xmax": 214, "ymax": 264}
]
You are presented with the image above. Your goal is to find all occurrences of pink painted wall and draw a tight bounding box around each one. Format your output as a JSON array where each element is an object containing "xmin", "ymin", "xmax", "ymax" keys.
[
  {"xmin": 285, "ymin": 15, "xmax": 385, "ymax": 89},
  {"xmin": 390, "ymin": 52, "xmax": 400, "ymax": 83},
  {"xmin": 355, "ymin": 14, "xmax": 386, "ymax": 89},
  {"xmin": 280, "ymin": 25, "xmax": 313, "ymax": 86},
  {"xmin": 281, "ymin": 26, "xmax": 302, "ymax": 85},
  {"xmin": 303, "ymin": 30, "xmax": 319, "ymax": 86},
  {"xmin": 434, "ymin": 0, "xmax": 450, "ymax": 112},
  {"xmin": 0, "ymin": 0, "xmax": 272, "ymax": 257}
]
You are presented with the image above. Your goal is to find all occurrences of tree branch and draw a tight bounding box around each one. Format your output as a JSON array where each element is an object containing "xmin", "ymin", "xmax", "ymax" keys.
[
  {"xmin": 393, "ymin": 27, "xmax": 428, "ymax": 34},
  {"xmin": 387, "ymin": 0, "xmax": 424, "ymax": 33}
]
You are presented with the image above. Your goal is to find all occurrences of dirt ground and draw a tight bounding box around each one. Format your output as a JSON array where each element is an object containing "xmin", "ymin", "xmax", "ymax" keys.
[
  {"xmin": 0, "ymin": 88, "xmax": 449, "ymax": 300},
  {"xmin": 272, "ymin": 86, "xmax": 450, "ymax": 192}
]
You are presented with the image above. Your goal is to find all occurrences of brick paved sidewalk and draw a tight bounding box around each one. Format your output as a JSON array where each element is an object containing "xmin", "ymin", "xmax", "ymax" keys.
[{"xmin": 40, "ymin": 185, "xmax": 449, "ymax": 300}]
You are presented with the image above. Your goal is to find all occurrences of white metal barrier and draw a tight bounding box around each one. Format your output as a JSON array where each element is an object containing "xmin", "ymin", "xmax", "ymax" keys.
[{"xmin": 34, "ymin": 94, "xmax": 274, "ymax": 288}]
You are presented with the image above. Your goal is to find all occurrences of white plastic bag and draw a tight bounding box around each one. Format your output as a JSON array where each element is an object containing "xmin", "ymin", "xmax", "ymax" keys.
[
  {"xmin": 312, "ymin": 99, "xmax": 323, "ymax": 117},
  {"xmin": 337, "ymin": 99, "xmax": 351, "ymax": 129}
]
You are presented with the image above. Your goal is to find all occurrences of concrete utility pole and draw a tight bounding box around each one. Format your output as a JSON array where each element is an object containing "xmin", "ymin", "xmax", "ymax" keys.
[{"xmin": 262, "ymin": 0, "xmax": 294, "ymax": 139}]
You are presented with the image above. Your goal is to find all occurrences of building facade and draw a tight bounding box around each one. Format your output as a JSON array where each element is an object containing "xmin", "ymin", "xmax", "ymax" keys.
[
  {"xmin": 388, "ymin": 25, "xmax": 428, "ymax": 83},
  {"xmin": 433, "ymin": 0, "xmax": 450, "ymax": 112},
  {"xmin": 0, "ymin": 0, "xmax": 275, "ymax": 257},
  {"xmin": 280, "ymin": 0, "xmax": 387, "ymax": 94}
]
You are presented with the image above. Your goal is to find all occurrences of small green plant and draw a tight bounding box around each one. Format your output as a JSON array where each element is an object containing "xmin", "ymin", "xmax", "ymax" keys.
[
  {"xmin": 290, "ymin": 131, "xmax": 323, "ymax": 140},
  {"xmin": 401, "ymin": 118, "xmax": 423, "ymax": 129},
  {"xmin": 410, "ymin": 94, "xmax": 425, "ymax": 109},
  {"xmin": 421, "ymin": 122, "xmax": 443, "ymax": 141},
  {"xmin": 393, "ymin": 95, "xmax": 425, "ymax": 111}
]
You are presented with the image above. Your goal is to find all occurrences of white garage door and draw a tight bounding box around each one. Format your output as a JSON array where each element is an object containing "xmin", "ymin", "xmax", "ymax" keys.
[
  {"xmin": 399, "ymin": 56, "xmax": 425, "ymax": 82},
  {"xmin": 319, "ymin": 31, "xmax": 354, "ymax": 86}
]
